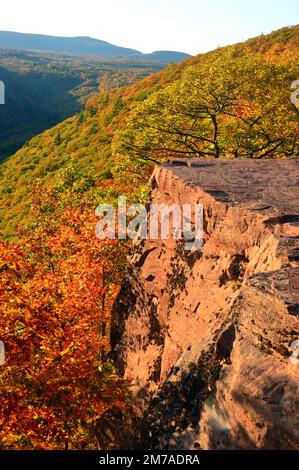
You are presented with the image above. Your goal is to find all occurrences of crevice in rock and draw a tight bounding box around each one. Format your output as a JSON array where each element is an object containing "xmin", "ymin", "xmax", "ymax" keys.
[
  {"xmin": 215, "ymin": 324, "xmax": 236, "ymax": 364},
  {"xmin": 148, "ymin": 296, "xmax": 164, "ymax": 346},
  {"xmin": 134, "ymin": 247, "xmax": 157, "ymax": 268}
]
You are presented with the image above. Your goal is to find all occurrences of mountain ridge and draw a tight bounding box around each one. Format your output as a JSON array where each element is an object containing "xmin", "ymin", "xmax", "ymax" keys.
[{"xmin": 0, "ymin": 31, "xmax": 191, "ymax": 62}]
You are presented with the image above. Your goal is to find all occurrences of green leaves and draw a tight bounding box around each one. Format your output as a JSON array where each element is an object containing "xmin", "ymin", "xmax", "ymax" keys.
[{"xmin": 113, "ymin": 51, "xmax": 299, "ymax": 181}]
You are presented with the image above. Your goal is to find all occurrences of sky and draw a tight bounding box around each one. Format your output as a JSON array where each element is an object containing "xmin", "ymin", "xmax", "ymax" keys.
[{"xmin": 1, "ymin": 0, "xmax": 298, "ymax": 55}]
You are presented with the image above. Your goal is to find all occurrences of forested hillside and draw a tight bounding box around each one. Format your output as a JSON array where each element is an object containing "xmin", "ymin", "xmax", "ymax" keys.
[
  {"xmin": 0, "ymin": 25, "xmax": 298, "ymax": 238},
  {"xmin": 0, "ymin": 48, "xmax": 167, "ymax": 160}
]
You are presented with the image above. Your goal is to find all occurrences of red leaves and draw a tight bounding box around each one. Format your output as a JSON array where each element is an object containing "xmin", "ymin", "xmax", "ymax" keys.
[{"xmin": 0, "ymin": 203, "xmax": 127, "ymax": 449}]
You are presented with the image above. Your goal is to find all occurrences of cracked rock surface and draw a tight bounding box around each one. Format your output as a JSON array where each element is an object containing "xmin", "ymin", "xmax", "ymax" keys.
[{"xmin": 110, "ymin": 159, "xmax": 299, "ymax": 450}]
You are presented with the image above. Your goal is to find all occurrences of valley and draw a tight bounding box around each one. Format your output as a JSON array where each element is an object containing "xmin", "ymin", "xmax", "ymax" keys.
[{"xmin": 0, "ymin": 47, "xmax": 172, "ymax": 161}]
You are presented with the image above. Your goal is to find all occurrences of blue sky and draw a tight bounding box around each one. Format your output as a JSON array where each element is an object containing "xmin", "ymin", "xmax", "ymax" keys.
[{"xmin": 1, "ymin": 0, "xmax": 298, "ymax": 54}]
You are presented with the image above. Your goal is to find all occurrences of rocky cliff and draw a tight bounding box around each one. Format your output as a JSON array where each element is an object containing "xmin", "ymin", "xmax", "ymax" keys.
[{"xmin": 110, "ymin": 158, "xmax": 299, "ymax": 450}]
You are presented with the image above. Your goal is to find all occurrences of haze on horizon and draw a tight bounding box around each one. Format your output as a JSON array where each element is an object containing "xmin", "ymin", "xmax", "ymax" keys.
[{"xmin": 1, "ymin": 0, "xmax": 298, "ymax": 55}]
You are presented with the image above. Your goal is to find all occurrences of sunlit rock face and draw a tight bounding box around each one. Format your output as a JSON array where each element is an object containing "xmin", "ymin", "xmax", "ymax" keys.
[{"xmin": 111, "ymin": 158, "xmax": 299, "ymax": 450}]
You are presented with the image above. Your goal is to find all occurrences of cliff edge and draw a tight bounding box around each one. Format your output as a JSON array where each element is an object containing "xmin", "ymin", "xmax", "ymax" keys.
[{"xmin": 110, "ymin": 158, "xmax": 299, "ymax": 450}]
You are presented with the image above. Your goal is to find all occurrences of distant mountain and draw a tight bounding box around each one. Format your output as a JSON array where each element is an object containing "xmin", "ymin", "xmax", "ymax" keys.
[
  {"xmin": 0, "ymin": 31, "xmax": 191, "ymax": 62},
  {"xmin": 138, "ymin": 51, "xmax": 191, "ymax": 62}
]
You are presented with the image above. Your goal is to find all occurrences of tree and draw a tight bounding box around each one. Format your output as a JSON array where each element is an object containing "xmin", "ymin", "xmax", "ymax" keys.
[
  {"xmin": 113, "ymin": 53, "xmax": 299, "ymax": 181},
  {"xmin": 0, "ymin": 171, "xmax": 128, "ymax": 449},
  {"xmin": 53, "ymin": 130, "xmax": 61, "ymax": 147}
]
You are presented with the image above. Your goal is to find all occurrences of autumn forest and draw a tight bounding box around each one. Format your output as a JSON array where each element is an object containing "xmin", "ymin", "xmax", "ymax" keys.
[{"xmin": 0, "ymin": 23, "xmax": 298, "ymax": 451}]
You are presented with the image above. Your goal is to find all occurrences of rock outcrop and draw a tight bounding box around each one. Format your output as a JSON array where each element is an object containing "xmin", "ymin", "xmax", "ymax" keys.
[{"xmin": 111, "ymin": 158, "xmax": 299, "ymax": 450}]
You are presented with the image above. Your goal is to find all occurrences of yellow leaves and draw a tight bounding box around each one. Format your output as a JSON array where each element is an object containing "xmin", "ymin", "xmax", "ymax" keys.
[{"xmin": 24, "ymin": 308, "xmax": 31, "ymax": 321}]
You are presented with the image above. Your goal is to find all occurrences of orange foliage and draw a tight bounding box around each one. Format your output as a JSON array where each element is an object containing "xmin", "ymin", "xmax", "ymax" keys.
[{"xmin": 0, "ymin": 202, "xmax": 127, "ymax": 449}]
